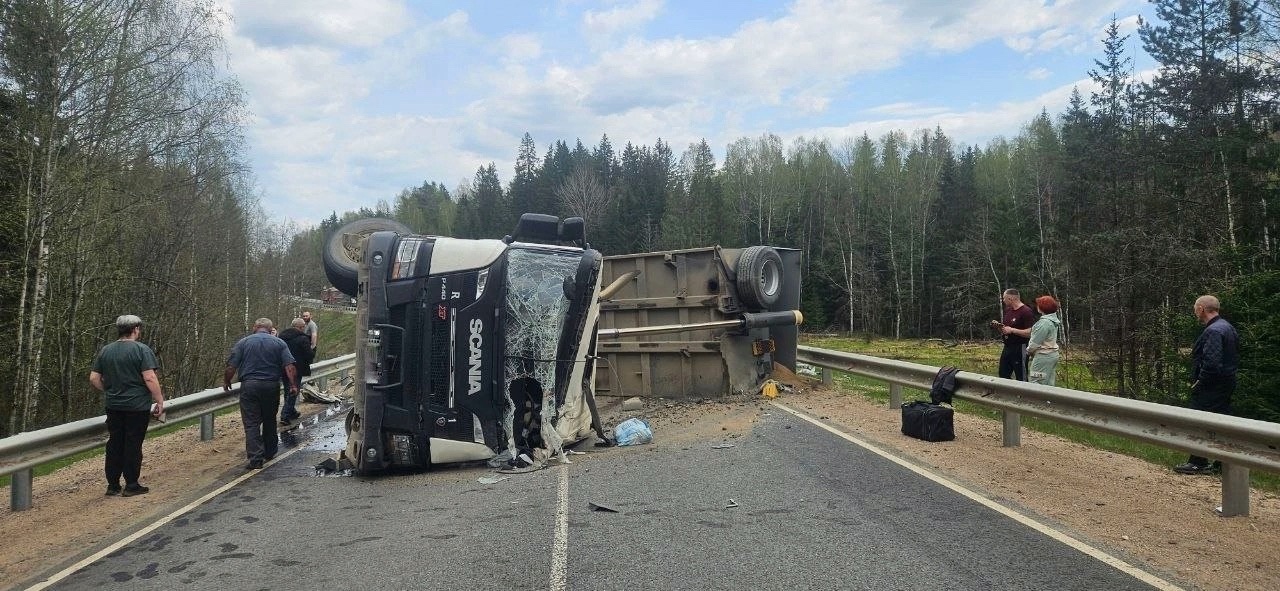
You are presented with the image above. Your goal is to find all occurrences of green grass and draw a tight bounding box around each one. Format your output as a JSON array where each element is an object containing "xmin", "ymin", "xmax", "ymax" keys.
[
  {"xmin": 314, "ymin": 309, "xmax": 357, "ymax": 359},
  {"xmin": 803, "ymin": 335, "xmax": 1280, "ymax": 492}
]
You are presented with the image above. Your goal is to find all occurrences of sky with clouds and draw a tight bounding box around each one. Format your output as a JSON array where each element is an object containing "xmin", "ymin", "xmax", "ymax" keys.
[{"xmin": 213, "ymin": 0, "xmax": 1157, "ymax": 226}]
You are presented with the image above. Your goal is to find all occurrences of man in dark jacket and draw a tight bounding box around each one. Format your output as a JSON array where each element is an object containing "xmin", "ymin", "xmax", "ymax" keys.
[
  {"xmin": 278, "ymin": 317, "xmax": 314, "ymax": 426},
  {"xmin": 1174, "ymin": 295, "xmax": 1240, "ymax": 475}
]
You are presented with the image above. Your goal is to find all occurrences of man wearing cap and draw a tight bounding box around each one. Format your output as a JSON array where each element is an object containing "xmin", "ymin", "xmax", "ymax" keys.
[
  {"xmin": 89, "ymin": 314, "xmax": 166, "ymax": 497},
  {"xmin": 225, "ymin": 318, "xmax": 297, "ymax": 470}
]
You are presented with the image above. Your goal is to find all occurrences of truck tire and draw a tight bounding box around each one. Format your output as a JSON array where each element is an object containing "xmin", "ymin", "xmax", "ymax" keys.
[
  {"xmin": 323, "ymin": 217, "xmax": 411, "ymax": 296},
  {"xmin": 734, "ymin": 246, "xmax": 783, "ymax": 311}
]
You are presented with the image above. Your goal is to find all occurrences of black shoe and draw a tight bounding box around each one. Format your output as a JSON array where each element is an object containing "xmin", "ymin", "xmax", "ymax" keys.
[
  {"xmin": 105, "ymin": 486, "xmax": 122, "ymax": 496},
  {"xmin": 121, "ymin": 484, "xmax": 150, "ymax": 497},
  {"xmin": 246, "ymin": 459, "xmax": 264, "ymax": 470},
  {"xmin": 279, "ymin": 418, "xmax": 291, "ymax": 426},
  {"xmin": 1174, "ymin": 462, "xmax": 1214, "ymax": 475}
]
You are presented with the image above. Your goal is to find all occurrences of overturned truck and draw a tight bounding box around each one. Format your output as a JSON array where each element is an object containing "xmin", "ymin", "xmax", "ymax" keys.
[{"xmin": 323, "ymin": 214, "xmax": 801, "ymax": 475}]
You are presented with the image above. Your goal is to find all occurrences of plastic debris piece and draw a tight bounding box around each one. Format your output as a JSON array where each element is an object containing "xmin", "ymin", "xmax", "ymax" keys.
[
  {"xmin": 478, "ymin": 475, "xmax": 511, "ymax": 485},
  {"xmin": 588, "ymin": 502, "xmax": 619, "ymax": 513},
  {"xmin": 614, "ymin": 418, "xmax": 653, "ymax": 446},
  {"xmin": 761, "ymin": 380, "xmax": 780, "ymax": 399},
  {"xmin": 711, "ymin": 443, "xmax": 735, "ymax": 449},
  {"xmin": 622, "ymin": 397, "xmax": 644, "ymax": 411},
  {"xmin": 725, "ymin": 499, "xmax": 739, "ymax": 509}
]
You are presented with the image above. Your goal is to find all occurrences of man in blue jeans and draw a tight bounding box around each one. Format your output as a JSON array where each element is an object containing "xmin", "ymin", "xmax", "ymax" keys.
[{"xmin": 225, "ymin": 318, "xmax": 297, "ymax": 470}]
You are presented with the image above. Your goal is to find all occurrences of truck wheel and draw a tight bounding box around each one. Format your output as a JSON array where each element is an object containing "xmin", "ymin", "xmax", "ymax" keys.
[
  {"xmin": 735, "ymin": 246, "xmax": 783, "ymax": 311},
  {"xmin": 323, "ymin": 217, "xmax": 411, "ymax": 296}
]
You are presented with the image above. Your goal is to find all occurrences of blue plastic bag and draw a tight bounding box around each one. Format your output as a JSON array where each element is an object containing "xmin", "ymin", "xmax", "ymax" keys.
[{"xmin": 613, "ymin": 418, "xmax": 653, "ymax": 446}]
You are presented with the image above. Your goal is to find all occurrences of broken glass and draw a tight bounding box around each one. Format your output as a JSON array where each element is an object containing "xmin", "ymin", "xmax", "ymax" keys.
[{"xmin": 501, "ymin": 247, "xmax": 580, "ymax": 463}]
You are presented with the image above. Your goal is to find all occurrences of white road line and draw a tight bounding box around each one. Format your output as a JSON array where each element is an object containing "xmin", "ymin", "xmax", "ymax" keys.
[
  {"xmin": 771, "ymin": 402, "xmax": 1185, "ymax": 591},
  {"xmin": 25, "ymin": 447, "xmax": 303, "ymax": 591},
  {"xmin": 549, "ymin": 464, "xmax": 571, "ymax": 591}
]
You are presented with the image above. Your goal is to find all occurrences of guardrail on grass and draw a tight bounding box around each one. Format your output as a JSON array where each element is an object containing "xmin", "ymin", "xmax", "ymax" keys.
[
  {"xmin": 1, "ymin": 354, "xmax": 357, "ymax": 511},
  {"xmin": 797, "ymin": 345, "xmax": 1280, "ymax": 517}
]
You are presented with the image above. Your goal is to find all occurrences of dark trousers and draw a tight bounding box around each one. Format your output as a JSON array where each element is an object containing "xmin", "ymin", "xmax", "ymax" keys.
[
  {"xmin": 998, "ymin": 343, "xmax": 1028, "ymax": 381},
  {"xmin": 105, "ymin": 409, "xmax": 151, "ymax": 487},
  {"xmin": 1187, "ymin": 377, "xmax": 1235, "ymax": 466},
  {"xmin": 240, "ymin": 380, "xmax": 280, "ymax": 462},
  {"xmin": 280, "ymin": 376, "xmax": 300, "ymax": 422}
]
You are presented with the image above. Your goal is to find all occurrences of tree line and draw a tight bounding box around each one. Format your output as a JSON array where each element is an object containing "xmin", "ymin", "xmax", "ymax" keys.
[
  {"xmin": 0, "ymin": 0, "xmax": 302, "ymax": 436},
  {"xmin": 296, "ymin": 1, "xmax": 1279, "ymax": 422}
]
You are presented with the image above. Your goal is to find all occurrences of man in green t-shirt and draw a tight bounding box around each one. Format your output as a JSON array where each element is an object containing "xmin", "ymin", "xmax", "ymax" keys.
[{"xmin": 89, "ymin": 314, "xmax": 165, "ymax": 497}]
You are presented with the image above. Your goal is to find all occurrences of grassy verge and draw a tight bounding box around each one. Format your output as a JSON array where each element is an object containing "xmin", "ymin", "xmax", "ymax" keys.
[
  {"xmin": 314, "ymin": 309, "xmax": 356, "ymax": 359},
  {"xmin": 804, "ymin": 335, "xmax": 1280, "ymax": 493}
]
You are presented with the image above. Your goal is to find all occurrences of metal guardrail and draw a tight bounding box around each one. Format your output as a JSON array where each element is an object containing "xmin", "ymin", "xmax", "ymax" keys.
[
  {"xmin": 1, "ymin": 354, "xmax": 357, "ymax": 511},
  {"xmin": 797, "ymin": 345, "xmax": 1280, "ymax": 517}
]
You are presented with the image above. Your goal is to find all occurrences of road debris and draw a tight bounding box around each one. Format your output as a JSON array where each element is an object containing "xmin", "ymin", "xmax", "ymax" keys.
[
  {"xmin": 622, "ymin": 397, "xmax": 644, "ymax": 411},
  {"xmin": 614, "ymin": 418, "xmax": 653, "ymax": 446},
  {"xmin": 711, "ymin": 443, "xmax": 735, "ymax": 449},
  {"xmin": 478, "ymin": 475, "xmax": 510, "ymax": 485},
  {"xmin": 588, "ymin": 502, "xmax": 620, "ymax": 513},
  {"xmin": 725, "ymin": 499, "xmax": 739, "ymax": 509}
]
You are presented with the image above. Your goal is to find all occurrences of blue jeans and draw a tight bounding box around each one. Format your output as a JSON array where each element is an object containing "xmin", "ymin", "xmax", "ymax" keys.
[{"xmin": 280, "ymin": 375, "xmax": 300, "ymax": 422}]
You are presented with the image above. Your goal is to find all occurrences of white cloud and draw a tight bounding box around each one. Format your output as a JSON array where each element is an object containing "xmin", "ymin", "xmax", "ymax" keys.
[
  {"xmin": 801, "ymin": 76, "xmax": 1104, "ymax": 148},
  {"xmin": 226, "ymin": 0, "xmax": 411, "ymax": 48},
  {"xmin": 583, "ymin": 0, "xmax": 664, "ymax": 37},
  {"xmin": 1026, "ymin": 67, "xmax": 1051, "ymax": 80},
  {"xmin": 865, "ymin": 102, "xmax": 952, "ymax": 117}
]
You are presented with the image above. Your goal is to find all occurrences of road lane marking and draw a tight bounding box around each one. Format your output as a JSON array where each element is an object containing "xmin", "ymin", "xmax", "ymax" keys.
[
  {"xmin": 772, "ymin": 401, "xmax": 1185, "ymax": 591},
  {"xmin": 25, "ymin": 447, "xmax": 303, "ymax": 591},
  {"xmin": 550, "ymin": 463, "xmax": 570, "ymax": 591}
]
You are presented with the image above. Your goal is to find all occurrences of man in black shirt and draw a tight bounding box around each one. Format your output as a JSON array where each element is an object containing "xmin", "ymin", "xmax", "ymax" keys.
[
  {"xmin": 1174, "ymin": 295, "xmax": 1239, "ymax": 475},
  {"xmin": 993, "ymin": 288, "xmax": 1036, "ymax": 381}
]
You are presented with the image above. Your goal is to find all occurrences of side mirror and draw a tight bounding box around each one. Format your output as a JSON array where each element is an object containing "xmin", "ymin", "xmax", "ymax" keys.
[
  {"xmin": 511, "ymin": 213, "xmax": 560, "ymax": 243},
  {"xmin": 559, "ymin": 217, "xmax": 585, "ymax": 245}
]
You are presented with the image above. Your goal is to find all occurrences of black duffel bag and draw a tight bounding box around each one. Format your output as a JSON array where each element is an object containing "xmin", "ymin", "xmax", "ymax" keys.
[{"xmin": 901, "ymin": 401, "xmax": 955, "ymax": 442}]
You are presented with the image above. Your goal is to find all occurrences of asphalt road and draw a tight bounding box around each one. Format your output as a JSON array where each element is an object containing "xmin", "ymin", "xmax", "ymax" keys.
[{"xmin": 38, "ymin": 406, "xmax": 1160, "ymax": 591}]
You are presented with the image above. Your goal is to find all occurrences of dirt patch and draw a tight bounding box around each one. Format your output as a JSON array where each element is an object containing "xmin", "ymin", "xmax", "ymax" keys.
[{"xmin": 4, "ymin": 385, "xmax": 1277, "ymax": 591}]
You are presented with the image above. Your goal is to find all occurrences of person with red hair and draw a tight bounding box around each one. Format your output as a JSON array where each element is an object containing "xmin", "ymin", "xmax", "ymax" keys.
[{"xmin": 1025, "ymin": 295, "xmax": 1063, "ymax": 385}]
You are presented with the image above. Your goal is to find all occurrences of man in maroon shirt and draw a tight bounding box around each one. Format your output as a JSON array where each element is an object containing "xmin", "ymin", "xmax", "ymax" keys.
[{"xmin": 993, "ymin": 288, "xmax": 1036, "ymax": 381}]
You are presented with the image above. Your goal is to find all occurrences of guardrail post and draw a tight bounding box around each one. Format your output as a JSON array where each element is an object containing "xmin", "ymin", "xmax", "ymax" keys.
[
  {"xmin": 821, "ymin": 368, "xmax": 832, "ymax": 385},
  {"xmin": 1001, "ymin": 411, "xmax": 1021, "ymax": 447},
  {"xmin": 10, "ymin": 467, "xmax": 32, "ymax": 511},
  {"xmin": 1218, "ymin": 463, "xmax": 1250, "ymax": 517},
  {"xmin": 888, "ymin": 383, "xmax": 902, "ymax": 409},
  {"xmin": 200, "ymin": 412, "xmax": 215, "ymax": 441},
  {"xmin": 318, "ymin": 376, "xmax": 329, "ymax": 391}
]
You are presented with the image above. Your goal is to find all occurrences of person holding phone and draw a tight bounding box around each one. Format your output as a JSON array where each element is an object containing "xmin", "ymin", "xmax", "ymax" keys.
[{"xmin": 991, "ymin": 289, "xmax": 1036, "ymax": 381}]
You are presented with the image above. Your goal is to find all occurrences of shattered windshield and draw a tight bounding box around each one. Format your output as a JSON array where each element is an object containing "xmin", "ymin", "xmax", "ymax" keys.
[{"xmin": 501, "ymin": 246, "xmax": 580, "ymax": 459}]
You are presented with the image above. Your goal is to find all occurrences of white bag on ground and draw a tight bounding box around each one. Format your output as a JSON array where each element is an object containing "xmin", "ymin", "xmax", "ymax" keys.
[{"xmin": 614, "ymin": 418, "xmax": 653, "ymax": 446}]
